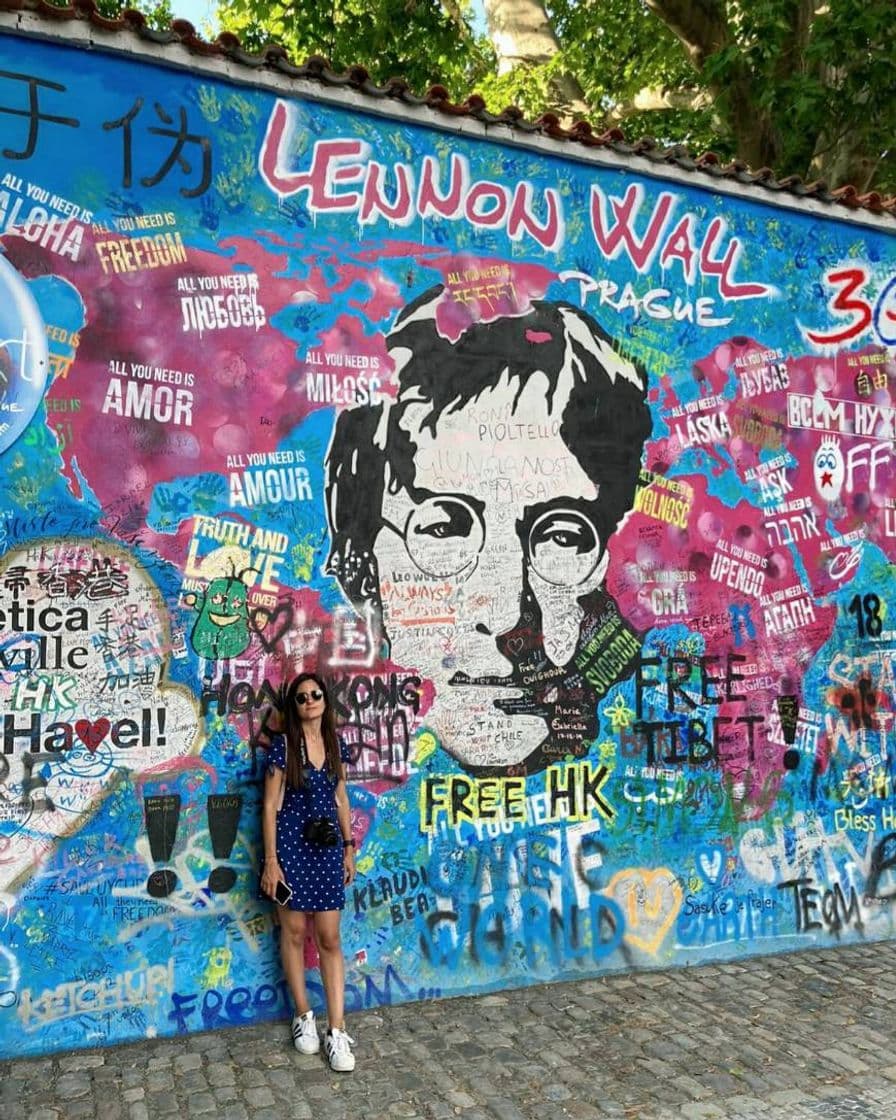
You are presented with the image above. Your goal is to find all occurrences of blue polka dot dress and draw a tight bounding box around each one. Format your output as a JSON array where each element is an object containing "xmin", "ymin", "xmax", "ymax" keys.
[{"xmin": 267, "ymin": 734, "xmax": 350, "ymax": 912}]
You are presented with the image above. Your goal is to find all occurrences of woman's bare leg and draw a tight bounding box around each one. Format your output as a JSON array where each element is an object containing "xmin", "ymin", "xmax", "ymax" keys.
[
  {"xmin": 313, "ymin": 910, "xmax": 345, "ymax": 1027},
  {"xmin": 279, "ymin": 908, "xmax": 311, "ymax": 1015}
]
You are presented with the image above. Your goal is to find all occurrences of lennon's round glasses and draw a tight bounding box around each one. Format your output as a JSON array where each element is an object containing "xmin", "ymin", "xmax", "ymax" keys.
[
  {"xmin": 386, "ymin": 496, "xmax": 602, "ymax": 587},
  {"xmin": 296, "ymin": 689, "xmax": 324, "ymax": 705}
]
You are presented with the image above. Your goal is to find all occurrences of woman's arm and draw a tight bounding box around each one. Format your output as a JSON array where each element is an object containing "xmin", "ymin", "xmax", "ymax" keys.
[
  {"xmin": 260, "ymin": 765, "xmax": 286, "ymax": 898},
  {"xmin": 335, "ymin": 780, "xmax": 355, "ymax": 886}
]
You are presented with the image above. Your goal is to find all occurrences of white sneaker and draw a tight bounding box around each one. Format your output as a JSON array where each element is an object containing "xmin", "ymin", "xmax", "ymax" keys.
[
  {"xmin": 324, "ymin": 1027, "xmax": 355, "ymax": 1072},
  {"xmin": 291, "ymin": 1010, "xmax": 320, "ymax": 1054}
]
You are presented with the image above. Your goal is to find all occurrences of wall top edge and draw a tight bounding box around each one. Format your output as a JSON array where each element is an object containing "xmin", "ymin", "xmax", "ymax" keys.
[{"xmin": 0, "ymin": 0, "xmax": 893, "ymax": 234}]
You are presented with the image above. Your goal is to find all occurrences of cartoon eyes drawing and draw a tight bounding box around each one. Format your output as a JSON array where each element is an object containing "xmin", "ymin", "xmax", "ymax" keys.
[{"xmin": 813, "ymin": 441, "xmax": 845, "ymax": 501}]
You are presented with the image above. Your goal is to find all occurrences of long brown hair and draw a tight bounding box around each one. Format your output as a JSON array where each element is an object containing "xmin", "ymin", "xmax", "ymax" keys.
[{"xmin": 282, "ymin": 673, "xmax": 343, "ymax": 789}]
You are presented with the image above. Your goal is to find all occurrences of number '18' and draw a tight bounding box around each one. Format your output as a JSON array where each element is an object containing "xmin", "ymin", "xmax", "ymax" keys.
[{"xmin": 847, "ymin": 593, "xmax": 883, "ymax": 638}]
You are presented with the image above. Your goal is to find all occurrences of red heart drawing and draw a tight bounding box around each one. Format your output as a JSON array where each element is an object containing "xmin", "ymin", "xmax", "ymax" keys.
[{"xmin": 75, "ymin": 719, "xmax": 111, "ymax": 752}]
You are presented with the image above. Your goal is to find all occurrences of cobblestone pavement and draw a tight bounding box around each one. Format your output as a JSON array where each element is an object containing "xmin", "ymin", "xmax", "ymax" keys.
[{"xmin": 6, "ymin": 942, "xmax": 896, "ymax": 1120}]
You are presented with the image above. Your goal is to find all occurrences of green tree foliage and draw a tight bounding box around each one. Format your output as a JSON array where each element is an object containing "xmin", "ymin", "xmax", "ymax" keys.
[
  {"xmin": 640, "ymin": 0, "xmax": 896, "ymax": 192},
  {"xmin": 78, "ymin": 0, "xmax": 896, "ymax": 192},
  {"xmin": 479, "ymin": 0, "xmax": 896, "ymax": 192},
  {"xmin": 68, "ymin": 0, "xmax": 176, "ymax": 29},
  {"xmin": 213, "ymin": 0, "xmax": 495, "ymax": 101}
]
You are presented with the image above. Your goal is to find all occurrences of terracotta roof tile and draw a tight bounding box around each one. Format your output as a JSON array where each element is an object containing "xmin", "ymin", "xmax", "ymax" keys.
[
  {"xmin": 858, "ymin": 192, "xmax": 885, "ymax": 213},
  {"xmin": 831, "ymin": 184, "xmax": 862, "ymax": 208},
  {"xmin": 1, "ymin": 0, "xmax": 893, "ymax": 219}
]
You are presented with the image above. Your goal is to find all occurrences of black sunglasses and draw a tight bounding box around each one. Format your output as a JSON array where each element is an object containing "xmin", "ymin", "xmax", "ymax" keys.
[{"xmin": 296, "ymin": 689, "xmax": 324, "ymax": 705}]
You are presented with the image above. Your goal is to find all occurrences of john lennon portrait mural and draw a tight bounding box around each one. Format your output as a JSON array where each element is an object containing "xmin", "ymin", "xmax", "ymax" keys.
[
  {"xmin": 326, "ymin": 287, "xmax": 651, "ymax": 774},
  {"xmin": 0, "ymin": 18, "xmax": 894, "ymax": 1061}
]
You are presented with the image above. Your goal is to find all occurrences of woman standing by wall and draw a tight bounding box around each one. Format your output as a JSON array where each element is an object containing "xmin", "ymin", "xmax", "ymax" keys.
[{"xmin": 260, "ymin": 673, "xmax": 357, "ymax": 1071}]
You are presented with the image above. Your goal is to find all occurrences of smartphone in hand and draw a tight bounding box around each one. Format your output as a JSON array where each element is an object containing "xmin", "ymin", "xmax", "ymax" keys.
[{"xmin": 274, "ymin": 880, "xmax": 293, "ymax": 907}]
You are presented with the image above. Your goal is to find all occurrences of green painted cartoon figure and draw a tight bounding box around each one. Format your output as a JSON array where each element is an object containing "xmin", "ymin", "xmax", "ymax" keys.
[{"xmin": 188, "ymin": 573, "xmax": 252, "ymax": 659}]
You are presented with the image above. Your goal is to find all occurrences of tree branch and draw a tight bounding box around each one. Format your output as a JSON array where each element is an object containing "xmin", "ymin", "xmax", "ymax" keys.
[
  {"xmin": 643, "ymin": 0, "xmax": 730, "ymax": 69},
  {"xmin": 773, "ymin": 0, "xmax": 820, "ymax": 84},
  {"xmin": 644, "ymin": 0, "xmax": 781, "ymax": 169},
  {"xmin": 606, "ymin": 86, "xmax": 714, "ymax": 123}
]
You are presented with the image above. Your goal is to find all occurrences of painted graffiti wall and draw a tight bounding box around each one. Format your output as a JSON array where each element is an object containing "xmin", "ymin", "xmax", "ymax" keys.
[{"xmin": 1, "ymin": 14, "xmax": 895, "ymax": 1058}]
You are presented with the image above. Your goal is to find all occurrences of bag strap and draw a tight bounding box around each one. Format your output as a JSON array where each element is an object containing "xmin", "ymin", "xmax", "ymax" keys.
[{"xmin": 276, "ymin": 734, "xmax": 287, "ymax": 813}]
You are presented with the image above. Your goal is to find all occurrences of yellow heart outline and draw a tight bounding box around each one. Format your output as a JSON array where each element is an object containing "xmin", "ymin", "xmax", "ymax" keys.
[{"xmin": 605, "ymin": 867, "xmax": 683, "ymax": 953}]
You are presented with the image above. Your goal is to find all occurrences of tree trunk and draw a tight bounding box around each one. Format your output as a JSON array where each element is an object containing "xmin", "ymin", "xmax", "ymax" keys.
[
  {"xmin": 481, "ymin": 0, "xmax": 589, "ymax": 118},
  {"xmin": 810, "ymin": 128, "xmax": 880, "ymax": 192},
  {"xmin": 645, "ymin": 0, "xmax": 792, "ymax": 174},
  {"xmin": 726, "ymin": 81, "xmax": 784, "ymax": 169}
]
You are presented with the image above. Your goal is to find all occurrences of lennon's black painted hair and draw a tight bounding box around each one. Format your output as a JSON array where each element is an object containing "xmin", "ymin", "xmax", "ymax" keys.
[{"xmin": 325, "ymin": 285, "xmax": 652, "ymax": 607}]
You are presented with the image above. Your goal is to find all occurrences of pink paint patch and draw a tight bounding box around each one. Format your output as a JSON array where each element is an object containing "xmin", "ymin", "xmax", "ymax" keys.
[
  {"xmin": 212, "ymin": 423, "xmax": 250, "ymax": 455},
  {"xmin": 3, "ymin": 233, "xmax": 305, "ymax": 557},
  {"xmin": 526, "ymin": 330, "xmax": 552, "ymax": 343},
  {"xmin": 430, "ymin": 255, "xmax": 557, "ymax": 341}
]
